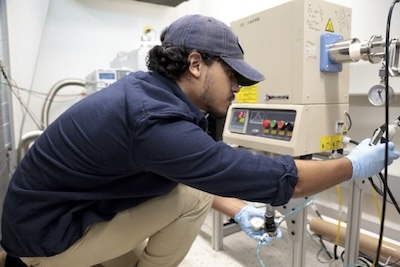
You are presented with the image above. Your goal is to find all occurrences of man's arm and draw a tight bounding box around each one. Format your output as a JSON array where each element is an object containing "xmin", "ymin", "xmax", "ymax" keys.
[
  {"xmin": 293, "ymin": 138, "xmax": 400, "ymax": 198},
  {"xmin": 213, "ymin": 138, "xmax": 400, "ymax": 211},
  {"xmin": 292, "ymin": 157, "xmax": 352, "ymax": 198},
  {"xmin": 211, "ymin": 157, "xmax": 353, "ymax": 211},
  {"xmin": 212, "ymin": 195, "xmax": 283, "ymax": 244},
  {"xmin": 212, "ymin": 158, "xmax": 352, "ymax": 203},
  {"xmin": 212, "ymin": 195, "xmax": 246, "ymax": 217},
  {"xmin": 212, "ymin": 158, "xmax": 352, "ymax": 211}
]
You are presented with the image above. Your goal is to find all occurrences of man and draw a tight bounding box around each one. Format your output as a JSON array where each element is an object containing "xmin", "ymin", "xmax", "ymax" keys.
[{"xmin": 1, "ymin": 14, "xmax": 399, "ymax": 267}]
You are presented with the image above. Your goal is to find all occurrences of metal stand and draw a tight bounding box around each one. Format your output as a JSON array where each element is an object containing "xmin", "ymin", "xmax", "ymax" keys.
[
  {"xmin": 212, "ymin": 199, "xmax": 308, "ymax": 267},
  {"xmin": 275, "ymin": 199, "xmax": 308, "ymax": 267},
  {"xmin": 211, "ymin": 209, "xmax": 242, "ymax": 251},
  {"xmin": 344, "ymin": 179, "xmax": 366, "ymax": 265},
  {"xmin": 211, "ymin": 210, "xmax": 223, "ymax": 251}
]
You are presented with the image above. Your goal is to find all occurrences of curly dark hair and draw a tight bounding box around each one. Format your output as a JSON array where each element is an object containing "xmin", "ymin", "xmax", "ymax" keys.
[{"xmin": 146, "ymin": 29, "xmax": 219, "ymax": 81}]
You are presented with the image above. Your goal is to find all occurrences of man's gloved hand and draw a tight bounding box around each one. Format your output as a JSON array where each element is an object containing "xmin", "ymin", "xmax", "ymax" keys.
[
  {"xmin": 234, "ymin": 205, "xmax": 282, "ymax": 246},
  {"xmin": 345, "ymin": 138, "xmax": 400, "ymax": 179}
]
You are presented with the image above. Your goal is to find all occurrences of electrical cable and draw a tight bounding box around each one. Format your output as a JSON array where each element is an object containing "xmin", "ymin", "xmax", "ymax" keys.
[
  {"xmin": 383, "ymin": 258, "xmax": 400, "ymax": 266},
  {"xmin": 375, "ymin": 172, "xmax": 400, "ymax": 214},
  {"xmin": 340, "ymin": 250, "xmax": 378, "ymax": 267},
  {"xmin": 313, "ymin": 234, "xmax": 334, "ymax": 262},
  {"xmin": 1, "ymin": 81, "xmax": 86, "ymax": 102},
  {"xmin": 368, "ymin": 176, "xmax": 384, "ymax": 198},
  {"xmin": 316, "ymin": 248, "xmax": 332, "ymax": 264},
  {"xmin": 311, "ymin": 202, "xmax": 323, "ymax": 219},
  {"xmin": 319, "ymin": 237, "xmax": 333, "ymax": 260},
  {"xmin": 1, "ymin": 81, "xmax": 86, "ymax": 97},
  {"xmin": 358, "ymin": 257, "xmax": 372, "ymax": 267},
  {"xmin": 375, "ymin": 1, "xmax": 400, "ymax": 264},
  {"xmin": 345, "ymin": 111, "xmax": 353, "ymax": 131},
  {"xmin": 0, "ymin": 60, "xmax": 43, "ymax": 130},
  {"xmin": 349, "ymin": 139, "xmax": 359, "ymax": 146},
  {"xmin": 309, "ymin": 202, "xmax": 335, "ymax": 261}
]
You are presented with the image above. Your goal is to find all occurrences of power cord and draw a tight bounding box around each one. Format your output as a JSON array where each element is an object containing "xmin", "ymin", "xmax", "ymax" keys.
[
  {"xmin": 377, "ymin": 1, "xmax": 400, "ymax": 264},
  {"xmin": 0, "ymin": 60, "xmax": 43, "ymax": 130}
]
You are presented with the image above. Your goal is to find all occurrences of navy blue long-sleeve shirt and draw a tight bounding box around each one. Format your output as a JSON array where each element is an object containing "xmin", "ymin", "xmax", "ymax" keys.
[{"xmin": 1, "ymin": 71, "xmax": 298, "ymax": 257}]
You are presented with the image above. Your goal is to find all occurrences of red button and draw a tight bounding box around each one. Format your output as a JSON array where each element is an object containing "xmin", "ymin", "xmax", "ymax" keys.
[
  {"xmin": 277, "ymin": 120, "xmax": 285, "ymax": 129},
  {"xmin": 263, "ymin": 119, "xmax": 270, "ymax": 129}
]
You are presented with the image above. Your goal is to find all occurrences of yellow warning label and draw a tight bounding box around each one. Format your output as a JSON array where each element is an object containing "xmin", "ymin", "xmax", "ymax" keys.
[
  {"xmin": 332, "ymin": 134, "xmax": 343, "ymax": 149},
  {"xmin": 320, "ymin": 134, "xmax": 343, "ymax": 151},
  {"xmin": 320, "ymin": 136, "xmax": 333, "ymax": 151},
  {"xmin": 236, "ymin": 84, "xmax": 258, "ymax": 103},
  {"xmin": 325, "ymin": 18, "xmax": 334, "ymax": 32}
]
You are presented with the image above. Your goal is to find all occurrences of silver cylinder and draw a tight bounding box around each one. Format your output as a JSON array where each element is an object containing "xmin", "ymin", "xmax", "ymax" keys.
[
  {"xmin": 359, "ymin": 35, "xmax": 384, "ymax": 64},
  {"xmin": 328, "ymin": 38, "xmax": 360, "ymax": 63}
]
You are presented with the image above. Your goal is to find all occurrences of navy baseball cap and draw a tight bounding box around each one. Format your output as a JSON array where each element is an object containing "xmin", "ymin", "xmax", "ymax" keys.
[{"xmin": 162, "ymin": 14, "xmax": 265, "ymax": 86}]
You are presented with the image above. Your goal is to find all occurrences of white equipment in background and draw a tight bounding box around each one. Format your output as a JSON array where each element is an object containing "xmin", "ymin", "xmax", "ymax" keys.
[
  {"xmin": 215, "ymin": 0, "xmax": 400, "ymax": 266},
  {"xmin": 215, "ymin": 0, "xmax": 352, "ymax": 266},
  {"xmin": 86, "ymin": 27, "xmax": 158, "ymax": 94},
  {"xmin": 110, "ymin": 46, "xmax": 152, "ymax": 71},
  {"xmin": 110, "ymin": 25, "xmax": 159, "ymax": 71},
  {"xmin": 85, "ymin": 69, "xmax": 131, "ymax": 93},
  {"xmin": 223, "ymin": 0, "xmax": 351, "ymax": 157}
]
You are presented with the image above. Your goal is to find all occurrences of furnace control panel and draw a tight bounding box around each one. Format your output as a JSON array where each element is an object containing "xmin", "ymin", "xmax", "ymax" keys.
[{"xmin": 228, "ymin": 108, "xmax": 296, "ymax": 141}]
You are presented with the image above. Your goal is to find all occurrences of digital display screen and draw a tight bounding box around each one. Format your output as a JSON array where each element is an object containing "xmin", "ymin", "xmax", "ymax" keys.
[
  {"xmin": 99, "ymin": 72, "xmax": 115, "ymax": 80},
  {"xmin": 232, "ymin": 110, "xmax": 247, "ymax": 125},
  {"xmin": 229, "ymin": 109, "xmax": 248, "ymax": 133}
]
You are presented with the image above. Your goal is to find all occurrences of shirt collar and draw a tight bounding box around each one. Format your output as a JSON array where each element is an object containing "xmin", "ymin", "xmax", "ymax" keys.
[{"xmin": 150, "ymin": 72, "xmax": 209, "ymax": 129}]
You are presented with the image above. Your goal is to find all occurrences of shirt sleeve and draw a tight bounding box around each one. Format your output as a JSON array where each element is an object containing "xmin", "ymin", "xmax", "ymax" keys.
[{"xmin": 133, "ymin": 117, "xmax": 299, "ymax": 206}]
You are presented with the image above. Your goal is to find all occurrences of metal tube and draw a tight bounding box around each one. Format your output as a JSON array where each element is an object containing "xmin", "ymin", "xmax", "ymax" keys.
[
  {"xmin": 359, "ymin": 35, "xmax": 385, "ymax": 64},
  {"xmin": 17, "ymin": 130, "xmax": 43, "ymax": 163},
  {"xmin": 327, "ymin": 35, "xmax": 385, "ymax": 64},
  {"xmin": 328, "ymin": 38, "xmax": 361, "ymax": 63},
  {"xmin": 40, "ymin": 79, "xmax": 86, "ymax": 130}
]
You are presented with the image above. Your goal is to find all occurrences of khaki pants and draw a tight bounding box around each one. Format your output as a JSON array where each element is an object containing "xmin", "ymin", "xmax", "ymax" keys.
[{"xmin": 21, "ymin": 184, "xmax": 213, "ymax": 267}]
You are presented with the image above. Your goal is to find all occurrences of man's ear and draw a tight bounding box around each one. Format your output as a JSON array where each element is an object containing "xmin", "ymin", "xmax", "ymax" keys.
[{"xmin": 187, "ymin": 52, "xmax": 203, "ymax": 79}]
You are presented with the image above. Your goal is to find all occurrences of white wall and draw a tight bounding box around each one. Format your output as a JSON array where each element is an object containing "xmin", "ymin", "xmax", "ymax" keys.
[
  {"xmin": 5, "ymin": 0, "xmax": 400, "ymax": 242},
  {"xmin": 6, "ymin": 0, "xmax": 400, "ymax": 139},
  {"xmin": 6, "ymin": 0, "xmax": 203, "ymax": 139}
]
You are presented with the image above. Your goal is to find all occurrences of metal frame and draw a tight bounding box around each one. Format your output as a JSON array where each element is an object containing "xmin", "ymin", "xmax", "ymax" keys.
[
  {"xmin": 212, "ymin": 199, "xmax": 309, "ymax": 267},
  {"xmin": 344, "ymin": 179, "xmax": 366, "ymax": 265}
]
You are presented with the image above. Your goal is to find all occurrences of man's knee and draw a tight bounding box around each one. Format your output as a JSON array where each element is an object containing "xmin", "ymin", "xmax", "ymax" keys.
[{"xmin": 177, "ymin": 184, "xmax": 213, "ymax": 214}]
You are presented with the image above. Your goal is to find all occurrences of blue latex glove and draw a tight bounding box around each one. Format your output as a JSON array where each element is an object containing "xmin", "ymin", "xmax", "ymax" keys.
[
  {"xmin": 234, "ymin": 205, "xmax": 282, "ymax": 246},
  {"xmin": 346, "ymin": 138, "xmax": 400, "ymax": 179}
]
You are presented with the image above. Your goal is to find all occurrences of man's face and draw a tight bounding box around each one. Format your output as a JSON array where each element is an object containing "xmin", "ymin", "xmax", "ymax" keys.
[{"xmin": 200, "ymin": 60, "xmax": 241, "ymax": 119}]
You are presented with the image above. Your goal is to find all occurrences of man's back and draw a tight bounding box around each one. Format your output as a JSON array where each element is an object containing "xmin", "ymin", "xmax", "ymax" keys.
[{"xmin": 1, "ymin": 71, "xmax": 193, "ymax": 257}]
